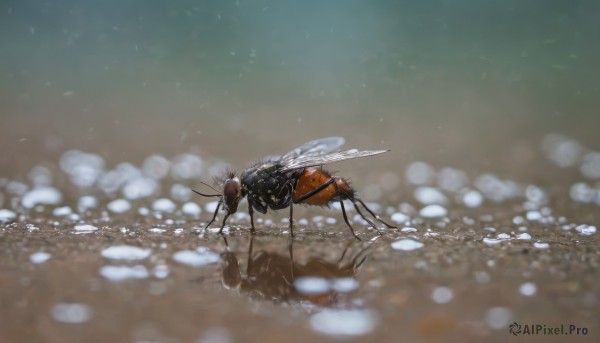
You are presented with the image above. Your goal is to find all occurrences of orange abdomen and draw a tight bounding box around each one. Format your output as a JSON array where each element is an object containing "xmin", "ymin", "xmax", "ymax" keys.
[{"xmin": 293, "ymin": 168, "xmax": 352, "ymax": 205}]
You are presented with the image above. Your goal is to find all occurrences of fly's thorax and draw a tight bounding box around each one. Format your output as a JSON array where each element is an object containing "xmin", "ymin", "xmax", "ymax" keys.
[
  {"xmin": 223, "ymin": 176, "xmax": 242, "ymax": 213},
  {"xmin": 240, "ymin": 161, "xmax": 294, "ymax": 212},
  {"xmin": 240, "ymin": 161, "xmax": 277, "ymax": 181}
]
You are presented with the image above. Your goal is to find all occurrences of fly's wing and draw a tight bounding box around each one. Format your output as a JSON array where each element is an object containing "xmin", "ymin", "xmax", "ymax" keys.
[
  {"xmin": 262, "ymin": 154, "xmax": 283, "ymax": 162},
  {"xmin": 280, "ymin": 137, "xmax": 345, "ymax": 161},
  {"xmin": 280, "ymin": 149, "xmax": 389, "ymax": 172}
]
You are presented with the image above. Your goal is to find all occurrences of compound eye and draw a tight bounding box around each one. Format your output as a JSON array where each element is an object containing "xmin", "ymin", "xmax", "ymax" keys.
[{"xmin": 223, "ymin": 179, "xmax": 241, "ymax": 212}]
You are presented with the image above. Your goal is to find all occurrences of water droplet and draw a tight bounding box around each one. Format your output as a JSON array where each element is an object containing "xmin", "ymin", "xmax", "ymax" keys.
[
  {"xmin": 78, "ymin": 196, "xmax": 98, "ymax": 212},
  {"xmin": 485, "ymin": 307, "xmax": 513, "ymax": 329},
  {"xmin": 100, "ymin": 265, "xmax": 149, "ymax": 281},
  {"xmin": 6, "ymin": 180, "xmax": 29, "ymax": 196},
  {"xmin": 153, "ymin": 264, "xmax": 170, "ymax": 279},
  {"xmin": 512, "ymin": 216, "xmax": 525, "ymax": 225},
  {"xmin": 122, "ymin": 177, "xmax": 159, "ymax": 200},
  {"xmin": 142, "ymin": 155, "xmax": 171, "ymax": 179},
  {"xmin": 148, "ymin": 227, "xmax": 167, "ymax": 234},
  {"xmin": 525, "ymin": 185, "xmax": 547, "ymax": 204},
  {"xmin": 51, "ymin": 206, "xmax": 71, "ymax": 217},
  {"xmin": 462, "ymin": 189, "xmax": 483, "ymax": 208},
  {"xmin": 21, "ymin": 187, "xmax": 63, "ymax": 208},
  {"xmin": 406, "ymin": 161, "xmax": 434, "ymax": 185},
  {"xmin": 171, "ymin": 154, "xmax": 203, "ymax": 180},
  {"xmin": 569, "ymin": 182, "xmax": 595, "ymax": 203},
  {"xmin": 152, "ymin": 198, "xmax": 176, "ymax": 213},
  {"xmin": 519, "ymin": 282, "xmax": 537, "ymax": 296},
  {"xmin": 294, "ymin": 277, "xmax": 332, "ymax": 295},
  {"xmin": 414, "ymin": 187, "xmax": 448, "ymax": 205},
  {"xmin": 98, "ymin": 163, "xmax": 142, "ymax": 194},
  {"xmin": 51, "ymin": 303, "xmax": 93, "ymax": 324},
  {"xmin": 172, "ymin": 247, "xmax": 220, "ymax": 267},
  {"xmin": 496, "ymin": 233, "xmax": 511, "ymax": 240},
  {"xmin": 332, "ymin": 278, "xmax": 359, "ymax": 293},
  {"xmin": 436, "ymin": 167, "xmax": 468, "ymax": 191},
  {"xmin": 474, "ymin": 174, "xmax": 522, "ymax": 202},
  {"xmin": 419, "ymin": 205, "xmax": 447, "ymax": 218},
  {"xmin": 574, "ymin": 224, "xmax": 596, "ymax": 236},
  {"xmin": 391, "ymin": 238, "xmax": 424, "ymax": 251},
  {"xmin": 30, "ymin": 251, "xmax": 51, "ymax": 264},
  {"xmin": 391, "ymin": 212, "xmax": 409, "ymax": 224},
  {"xmin": 101, "ymin": 245, "xmax": 152, "ymax": 260},
  {"xmin": 310, "ymin": 309, "xmax": 377, "ymax": 336},
  {"xmin": 0, "ymin": 209, "xmax": 16, "ymax": 222},
  {"xmin": 516, "ymin": 233, "xmax": 531, "ymax": 240},
  {"xmin": 28, "ymin": 165, "xmax": 53, "ymax": 187},
  {"xmin": 171, "ymin": 183, "xmax": 192, "ymax": 202},
  {"xmin": 74, "ymin": 224, "xmax": 98, "ymax": 232},
  {"xmin": 431, "ymin": 286, "xmax": 453, "ymax": 304},
  {"xmin": 107, "ymin": 199, "xmax": 131, "ymax": 213},
  {"xmin": 525, "ymin": 211, "xmax": 542, "ymax": 221},
  {"xmin": 580, "ymin": 152, "xmax": 600, "ymax": 179},
  {"xmin": 59, "ymin": 150, "xmax": 105, "ymax": 188},
  {"xmin": 541, "ymin": 133, "xmax": 582, "ymax": 168},
  {"xmin": 182, "ymin": 202, "xmax": 202, "ymax": 217},
  {"xmin": 483, "ymin": 238, "xmax": 503, "ymax": 245}
]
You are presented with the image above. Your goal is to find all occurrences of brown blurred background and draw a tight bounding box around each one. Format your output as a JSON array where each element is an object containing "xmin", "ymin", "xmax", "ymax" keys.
[{"xmin": 1, "ymin": 0, "xmax": 599, "ymax": 186}]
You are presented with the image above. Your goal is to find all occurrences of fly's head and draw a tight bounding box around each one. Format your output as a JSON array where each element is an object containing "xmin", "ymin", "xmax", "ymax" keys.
[
  {"xmin": 221, "ymin": 172, "xmax": 241, "ymax": 214},
  {"xmin": 192, "ymin": 171, "xmax": 242, "ymax": 216}
]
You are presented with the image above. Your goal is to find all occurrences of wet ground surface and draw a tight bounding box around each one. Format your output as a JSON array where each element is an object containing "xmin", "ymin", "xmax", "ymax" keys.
[
  {"xmin": 1, "ymin": 122, "xmax": 600, "ymax": 343},
  {"xmin": 2, "ymin": 1, "xmax": 600, "ymax": 341}
]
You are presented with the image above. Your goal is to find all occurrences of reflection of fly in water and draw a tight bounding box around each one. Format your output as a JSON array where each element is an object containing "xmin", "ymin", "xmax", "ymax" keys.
[
  {"xmin": 220, "ymin": 236, "xmax": 370, "ymax": 305},
  {"xmin": 194, "ymin": 137, "xmax": 396, "ymax": 239}
]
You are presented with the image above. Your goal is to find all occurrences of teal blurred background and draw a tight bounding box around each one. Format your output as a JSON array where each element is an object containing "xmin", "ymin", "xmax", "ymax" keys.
[{"xmin": 1, "ymin": 0, "xmax": 599, "ymax": 174}]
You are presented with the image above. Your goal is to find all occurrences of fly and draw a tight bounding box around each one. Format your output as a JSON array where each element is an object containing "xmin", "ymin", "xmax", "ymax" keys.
[{"xmin": 193, "ymin": 137, "xmax": 397, "ymax": 240}]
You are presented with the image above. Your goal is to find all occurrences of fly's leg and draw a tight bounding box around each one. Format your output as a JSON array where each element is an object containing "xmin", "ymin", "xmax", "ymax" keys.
[
  {"xmin": 352, "ymin": 202, "xmax": 384, "ymax": 236},
  {"xmin": 354, "ymin": 198, "xmax": 397, "ymax": 229},
  {"xmin": 288, "ymin": 237, "xmax": 295, "ymax": 278},
  {"xmin": 330, "ymin": 179, "xmax": 362, "ymax": 240},
  {"xmin": 221, "ymin": 235, "xmax": 230, "ymax": 247},
  {"xmin": 353, "ymin": 247, "xmax": 370, "ymax": 270},
  {"xmin": 248, "ymin": 203, "xmax": 256, "ymax": 233},
  {"xmin": 287, "ymin": 181, "xmax": 300, "ymax": 237},
  {"xmin": 289, "ymin": 177, "xmax": 334, "ymax": 236},
  {"xmin": 337, "ymin": 241, "xmax": 352, "ymax": 263},
  {"xmin": 205, "ymin": 200, "xmax": 222, "ymax": 229},
  {"xmin": 247, "ymin": 234, "xmax": 255, "ymax": 273},
  {"xmin": 219, "ymin": 213, "xmax": 231, "ymax": 234},
  {"xmin": 292, "ymin": 176, "xmax": 362, "ymax": 239},
  {"xmin": 289, "ymin": 201, "xmax": 295, "ymax": 237},
  {"xmin": 339, "ymin": 197, "xmax": 361, "ymax": 241}
]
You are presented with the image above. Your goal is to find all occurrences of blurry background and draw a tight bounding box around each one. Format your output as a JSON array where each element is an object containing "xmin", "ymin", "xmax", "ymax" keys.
[
  {"xmin": 1, "ymin": 2, "xmax": 600, "ymax": 342},
  {"xmin": 1, "ymin": 0, "xmax": 599, "ymax": 189}
]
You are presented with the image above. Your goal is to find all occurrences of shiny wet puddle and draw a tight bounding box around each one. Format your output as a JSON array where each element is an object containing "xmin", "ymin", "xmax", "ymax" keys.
[{"xmin": 1, "ymin": 133, "xmax": 599, "ymax": 342}]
